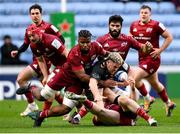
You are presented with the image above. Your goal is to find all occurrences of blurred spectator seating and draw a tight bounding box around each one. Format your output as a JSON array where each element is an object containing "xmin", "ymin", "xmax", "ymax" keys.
[{"xmin": 0, "ymin": 0, "xmax": 179, "ymax": 65}]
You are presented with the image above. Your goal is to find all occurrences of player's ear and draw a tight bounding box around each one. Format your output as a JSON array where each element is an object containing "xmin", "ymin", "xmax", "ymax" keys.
[{"xmin": 77, "ymin": 38, "xmax": 80, "ymax": 44}]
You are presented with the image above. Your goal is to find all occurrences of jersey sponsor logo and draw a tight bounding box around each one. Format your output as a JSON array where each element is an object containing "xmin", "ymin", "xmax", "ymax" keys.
[
  {"xmin": 134, "ymin": 36, "xmax": 151, "ymax": 40},
  {"xmin": 55, "ymin": 69, "xmax": 60, "ymax": 73},
  {"xmin": 50, "ymin": 25, "xmax": 59, "ymax": 33},
  {"xmin": 33, "ymin": 64, "xmax": 38, "ymax": 69},
  {"xmin": 121, "ymin": 42, "xmax": 127, "ymax": 47},
  {"xmin": 133, "ymin": 28, "xmax": 137, "ymax": 32},
  {"xmin": 142, "ymin": 64, "xmax": 147, "ymax": 69},
  {"xmin": 146, "ymin": 27, "xmax": 153, "ymax": 33},
  {"xmin": 40, "ymin": 30, "xmax": 45, "ymax": 33},
  {"xmin": 81, "ymin": 61, "xmax": 84, "ymax": 65},
  {"xmin": 112, "ymin": 48, "xmax": 118, "ymax": 52},
  {"xmin": 159, "ymin": 22, "xmax": 166, "ymax": 31},
  {"xmin": 104, "ymin": 43, "xmax": 109, "ymax": 47},
  {"xmin": 51, "ymin": 39, "xmax": 62, "ymax": 49}
]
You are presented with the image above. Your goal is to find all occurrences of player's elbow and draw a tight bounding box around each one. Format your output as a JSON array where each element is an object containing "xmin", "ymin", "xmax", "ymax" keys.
[
  {"xmin": 165, "ymin": 31, "xmax": 173, "ymax": 43},
  {"xmin": 169, "ymin": 34, "xmax": 173, "ymax": 43}
]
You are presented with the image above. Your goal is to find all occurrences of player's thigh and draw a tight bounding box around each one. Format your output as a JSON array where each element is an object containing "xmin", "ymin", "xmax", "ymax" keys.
[
  {"xmin": 103, "ymin": 88, "xmax": 117, "ymax": 103},
  {"xmin": 146, "ymin": 72, "xmax": 163, "ymax": 89},
  {"xmin": 96, "ymin": 108, "xmax": 120, "ymax": 125},
  {"xmin": 17, "ymin": 65, "xmax": 36, "ymax": 82},
  {"xmin": 47, "ymin": 70, "xmax": 65, "ymax": 91},
  {"xmin": 128, "ymin": 66, "xmax": 148, "ymax": 81},
  {"xmin": 146, "ymin": 72, "xmax": 158, "ymax": 84}
]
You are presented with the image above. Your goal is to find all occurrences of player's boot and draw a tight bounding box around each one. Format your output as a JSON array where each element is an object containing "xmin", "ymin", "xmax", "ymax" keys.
[
  {"xmin": 27, "ymin": 111, "xmax": 44, "ymax": 127},
  {"xmin": 20, "ymin": 102, "xmax": 39, "ymax": 117},
  {"xmin": 70, "ymin": 116, "xmax": 80, "ymax": 124},
  {"xmin": 165, "ymin": 101, "xmax": 176, "ymax": 117},
  {"xmin": 147, "ymin": 118, "xmax": 157, "ymax": 126},
  {"xmin": 63, "ymin": 113, "xmax": 71, "ymax": 121},
  {"xmin": 16, "ymin": 83, "xmax": 31, "ymax": 95},
  {"xmin": 68, "ymin": 112, "xmax": 80, "ymax": 125},
  {"xmin": 65, "ymin": 91, "xmax": 87, "ymax": 102},
  {"xmin": 144, "ymin": 96, "xmax": 155, "ymax": 112}
]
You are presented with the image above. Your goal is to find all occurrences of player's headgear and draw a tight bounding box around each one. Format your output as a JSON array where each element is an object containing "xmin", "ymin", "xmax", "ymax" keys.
[
  {"xmin": 109, "ymin": 15, "xmax": 123, "ymax": 26},
  {"xmin": 27, "ymin": 27, "xmax": 42, "ymax": 36},
  {"xmin": 105, "ymin": 52, "xmax": 124, "ymax": 65},
  {"xmin": 78, "ymin": 30, "xmax": 92, "ymax": 39}
]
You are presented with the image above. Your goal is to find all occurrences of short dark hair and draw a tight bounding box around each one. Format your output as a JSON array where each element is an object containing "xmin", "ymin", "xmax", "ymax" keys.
[
  {"xmin": 109, "ymin": 15, "xmax": 123, "ymax": 26},
  {"xmin": 78, "ymin": 30, "xmax": 92, "ymax": 38},
  {"xmin": 140, "ymin": 5, "xmax": 151, "ymax": 12},
  {"xmin": 3, "ymin": 35, "xmax": 11, "ymax": 40},
  {"xmin": 29, "ymin": 4, "xmax": 42, "ymax": 14}
]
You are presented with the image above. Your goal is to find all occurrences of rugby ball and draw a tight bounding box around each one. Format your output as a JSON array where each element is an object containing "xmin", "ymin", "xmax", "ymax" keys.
[{"xmin": 114, "ymin": 71, "xmax": 128, "ymax": 82}]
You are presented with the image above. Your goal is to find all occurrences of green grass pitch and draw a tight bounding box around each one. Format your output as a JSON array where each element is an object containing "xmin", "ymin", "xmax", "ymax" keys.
[{"xmin": 0, "ymin": 98, "xmax": 179, "ymax": 133}]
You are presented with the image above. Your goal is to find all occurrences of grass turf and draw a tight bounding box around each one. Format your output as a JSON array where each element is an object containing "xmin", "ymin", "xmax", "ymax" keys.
[{"xmin": 0, "ymin": 98, "xmax": 179, "ymax": 133}]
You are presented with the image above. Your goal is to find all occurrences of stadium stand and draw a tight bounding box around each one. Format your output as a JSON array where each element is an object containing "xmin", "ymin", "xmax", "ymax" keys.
[{"xmin": 0, "ymin": 0, "xmax": 179, "ymax": 64}]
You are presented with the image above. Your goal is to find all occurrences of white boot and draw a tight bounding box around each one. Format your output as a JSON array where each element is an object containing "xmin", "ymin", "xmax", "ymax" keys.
[
  {"xmin": 148, "ymin": 118, "xmax": 157, "ymax": 126},
  {"xmin": 20, "ymin": 102, "xmax": 39, "ymax": 117},
  {"xmin": 63, "ymin": 113, "xmax": 72, "ymax": 121}
]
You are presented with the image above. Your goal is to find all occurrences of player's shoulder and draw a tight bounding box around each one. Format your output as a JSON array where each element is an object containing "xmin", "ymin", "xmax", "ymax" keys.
[
  {"xmin": 120, "ymin": 33, "xmax": 132, "ymax": 40},
  {"xmin": 69, "ymin": 45, "xmax": 79, "ymax": 57},
  {"xmin": 42, "ymin": 33, "xmax": 58, "ymax": 45},
  {"xmin": 131, "ymin": 20, "xmax": 139, "ymax": 26},
  {"xmin": 97, "ymin": 33, "xmax": 109, "ymax": 40},
  {"xmin": 42, "ymin": 20, "xmax": 51, "ymax": 26},
  {"xmin": 149, "ymin": 19, "xmax": 161, "ymax": 26},
  {"xmin": 92, "ymin": 41, "xmax": 100, "ymax": 45},
  {"xmin": 67, "ymin": 47, "xmax": 81, "ymax": 63},
  {"xmin": 26, "ymin": 24, "xmax": 34, "ymax": 30},
  {"xmin": 151, "ymin": 20, "xmax": 166, "ymax": 32},
  {"xmin": 91, "ymin": 41, "xmax": 104, "ymax": 49},
  {"xmin": 146, "ymin": 20, "xmax": 164, "ymax": 31}
]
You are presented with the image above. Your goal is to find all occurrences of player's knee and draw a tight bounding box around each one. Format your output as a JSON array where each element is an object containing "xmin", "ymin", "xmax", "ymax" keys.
[
  {"xmin": 16, "ymin": 76, "xmax": 25, "ymax": 86},
  {"xmin": 104, "ymin": 88, "xmax": 112, "ymax": 98},
  {"xmin": 118, "ymin": 96, "xmax": 129, "ymax": 105},
  {"xmin": 136, "ymin": 81, "xmax": 143, "ymax": 88}
]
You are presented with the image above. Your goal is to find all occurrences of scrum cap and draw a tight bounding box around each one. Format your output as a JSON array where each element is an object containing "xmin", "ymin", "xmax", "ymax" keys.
[{"xmin": 27, "ymin": 27, "xmax": 42, "ymax": 36}]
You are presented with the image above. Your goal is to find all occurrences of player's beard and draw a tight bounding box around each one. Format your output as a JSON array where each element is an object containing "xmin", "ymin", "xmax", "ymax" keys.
[
  {"xmin": 109, "ymin": 29, "xmax": 121, "ymax": 38},
  {"xmin": 81, "ymin": 49, "xmax": 89, "ymax": 55}
]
